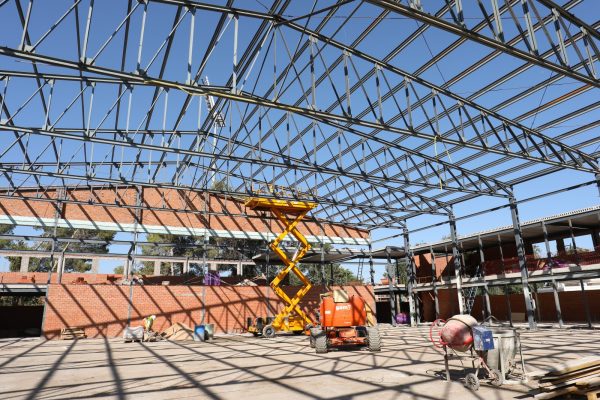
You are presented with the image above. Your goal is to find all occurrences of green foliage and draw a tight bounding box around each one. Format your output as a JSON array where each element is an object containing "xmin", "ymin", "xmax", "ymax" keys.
[
  {"xmin": 0, "ymin": 295, "xmax": 44, "ymax": 306},
  {"xmin": 382, "ymin": 259, "xmax": 408, "ymax": 285},
  {"xmin": 133, "ymin": 232, "xmax": 265, "ymax": 276},
  {"xmin": 34, "ymin": 228, "xmax": 115, "ymax": 273},
  {"xmin": 287, "ymin": 243, "xmax": 359, "ymax": 286},
  {"xmin": 211, "ymin": 178, "xmax": 230, "ymax": 192},
  {"xmin": 287, "ymin": 263, "xmax": 357, "ymax": 286},
  {"xmin": 487, "ymin": 284, "xmax": 523, "ymax": 295},
  {"xmin": 0, "ymin": 225, "xmax": 115, "ymax": 273},
  {"xmin": 0, "ymin": 225, "xmax": 34, "ymax": 272},
  {"xmin": 565, "ymin": 246, "xmax": 590, "ymax": 255}
]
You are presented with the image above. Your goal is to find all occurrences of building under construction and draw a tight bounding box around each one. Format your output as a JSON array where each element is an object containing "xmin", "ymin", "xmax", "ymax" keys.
[{"xmin": 0, "ymin": 0, "xmax": 599, "ymax": 399}]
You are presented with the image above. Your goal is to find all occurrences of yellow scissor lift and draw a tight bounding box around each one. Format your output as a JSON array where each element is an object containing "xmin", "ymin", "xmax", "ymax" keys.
[{"xmin": 245, "ymin": 197, "xmax": 317, "ymax": 338}]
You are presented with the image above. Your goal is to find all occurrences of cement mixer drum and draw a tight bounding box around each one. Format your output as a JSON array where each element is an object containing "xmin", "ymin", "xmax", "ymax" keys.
[{"xmin": 440, "ymin": 314, "xmax": 477, "ymax": 352}]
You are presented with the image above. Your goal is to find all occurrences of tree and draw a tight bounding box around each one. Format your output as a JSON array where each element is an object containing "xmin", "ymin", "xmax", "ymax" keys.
[
  {"xmin": 382, "ymin": 259, "xmax": 408, "ymax": 285},
  {"xmin": 134, "ymin": 233, "xmax": 202, "ymax": 275},
  {"xmin": 130, "ymin": 232, "xmax": 265, "ymax": 276},
  {"xmin": 287, "ymin": 243, "xmax": 359, "ymax": 286},
  {"xmin": 211, "ymin": 178, "xmax": 230, "ymax": 192},
  {"xmin": 35, "ymin": 227, "xmax": 115, "ymax": 272},
  {"xmin": 0, "ymin": 224, "xmax": 28, "ymax": 272}
]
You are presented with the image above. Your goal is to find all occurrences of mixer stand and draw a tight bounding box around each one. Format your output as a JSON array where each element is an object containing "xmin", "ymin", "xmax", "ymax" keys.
[{"xmin": 443, "ymin": 346, "xmax": 502, "ymax": 391}]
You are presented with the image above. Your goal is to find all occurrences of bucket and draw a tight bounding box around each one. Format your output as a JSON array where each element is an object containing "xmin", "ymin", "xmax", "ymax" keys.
[
  {"xmin": 194, "ymin": 325, "xmax": 206, "ymax": 342},
  {"xmin": 205, "ymin": 324, "xmax": 215, "ymax": 340},
  {"xmin": 485, "ymin": 328, "xmax": 518, "ymax": 373}
]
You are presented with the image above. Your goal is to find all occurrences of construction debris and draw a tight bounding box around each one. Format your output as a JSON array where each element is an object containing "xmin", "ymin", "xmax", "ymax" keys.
[
  {"xmin": 160, "ymin": 323, "xmax": 195, "ymax": 341},
  {"xmin": 123, "ymin": 326, "xmax": 144, "ymax": 342},
  {"xmin": 60, "ymin": 327, "xmax": 86, "ymax": 340},
  {"xmin": 534, "ymin": 356, "xmax": 600, "ymax": 399},
  {"xmin": 235, "ymin": 279, "xmax": 258, "ymax": 286}
]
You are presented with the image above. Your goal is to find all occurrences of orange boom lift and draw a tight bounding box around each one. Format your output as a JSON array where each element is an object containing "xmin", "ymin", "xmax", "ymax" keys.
[{"xmin": 245, "ymin": 197, "xmax": 317, "ymax": 337}]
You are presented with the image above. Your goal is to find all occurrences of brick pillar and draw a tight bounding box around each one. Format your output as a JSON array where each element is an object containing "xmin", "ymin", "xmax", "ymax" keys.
[
  {"xmin": 91, "ymin": 258, "xmax": 100, "ymax": 274},
  {"xmin": 556, "ymin": 238, "xmax": 566, "ymax": 253},
  {"xmin": 20, "ymin": 256, "xmax": 30, "ymax": 273},
  {"xmin": 524, "ymin": 241, "xmax": 534, "ymax": 255},
  {"xmin": 57, "ymin": 255, "xmax": 65, "ymax": 284},
  {"xmin": 591, "ymin": 229, "xmax": 600, "ymax": 250}
]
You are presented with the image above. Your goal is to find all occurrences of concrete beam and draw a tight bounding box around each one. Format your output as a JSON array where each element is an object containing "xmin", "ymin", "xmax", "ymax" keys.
[{"xmin": 19, "ymin": 256, "xmax": 30, "ymax": 273}]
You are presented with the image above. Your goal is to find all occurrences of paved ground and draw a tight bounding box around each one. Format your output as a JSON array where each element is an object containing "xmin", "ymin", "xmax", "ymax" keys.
[{"xmin": 1, "ymin": 325, "xmax": 599, "ymax": 400}]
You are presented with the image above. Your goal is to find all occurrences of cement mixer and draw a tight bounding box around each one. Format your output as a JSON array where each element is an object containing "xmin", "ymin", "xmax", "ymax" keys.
[{"xmin": 429, "ymin": 315, "xmax": 526, "ymax": 391}]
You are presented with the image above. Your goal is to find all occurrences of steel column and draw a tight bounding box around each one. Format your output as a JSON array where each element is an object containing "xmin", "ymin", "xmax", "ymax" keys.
[
  {"xmin": 580, "ymin": 279, "xmax": 593, "ymax": 328},
  {"xmin": 542, "ymin": 220, "xmax": 564, "ymax": 328},
  {"xmin": 430, "ymin": 245, "xmax": 439, "ymax": 319},
  {"xmin": 509, "ymin": 195, "xmax": 537, "ymax": 329},
  {"xmin": 403, "ymin": 227, "xmax": 417, "ymax": 326},
  {"xmin": 386, "ymin": 246, "xmax": 397, "ymax": 326},
  {"xmin": 449, "ymin": 211, "xmax": 464, "ymax": 314}
]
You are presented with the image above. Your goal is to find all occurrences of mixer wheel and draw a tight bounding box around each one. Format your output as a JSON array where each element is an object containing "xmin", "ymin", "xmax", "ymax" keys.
[
  {"xmin": 489, "ymin": 369, "xmax": 502, "ymax": 386},
  {"xmin": 464, "ymin": 373, "xmax": 479, "ymax": 391}
]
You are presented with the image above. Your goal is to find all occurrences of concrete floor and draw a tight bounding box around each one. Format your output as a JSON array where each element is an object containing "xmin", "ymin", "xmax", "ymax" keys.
[{"xmin": 1, "ymin": 325, "xmax": 599, "ymax": 400}]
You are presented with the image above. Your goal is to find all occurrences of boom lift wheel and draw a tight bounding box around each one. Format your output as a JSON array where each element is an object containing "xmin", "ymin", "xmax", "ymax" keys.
[
  {"xmin": 309, "ymin": 327, "xmax": 320, "ymax": 348},
  {"xmin": 314, "ymin": 332, "xmax": 328, "ymax": 353},
  {"xmin": 367, "ymin": 327, "xmax": 381, "ymax": 352}
]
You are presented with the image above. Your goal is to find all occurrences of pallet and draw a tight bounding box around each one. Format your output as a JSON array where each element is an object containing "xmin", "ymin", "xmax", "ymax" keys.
[
  {"xmin": 535, "ymin": 374, "xmax": 600, "ymax": 399},
  {"xmin": 579, "ymin": 388, "xmax": 600, "ymax": 400},
  {"xmin": 535, "ymin": 357, "xmax": 600, "ymax": 399},
  {"xmin": 576, "ymin": 378, "xmax": 600, "ymax": 400},
  {"xmin": 60, "ymin": 327, "xmax": 87, "ymax": 340}
]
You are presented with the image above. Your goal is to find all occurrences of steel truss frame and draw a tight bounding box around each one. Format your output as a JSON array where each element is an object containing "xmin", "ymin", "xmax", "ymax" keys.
[{"xmin": 0, "ymin": 0, "xmax": 599, "ymax": 329}]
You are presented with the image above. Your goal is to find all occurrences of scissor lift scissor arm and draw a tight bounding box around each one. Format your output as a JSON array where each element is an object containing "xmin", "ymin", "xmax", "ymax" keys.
[{"xmin": 245, "ymin": 198, "xmax": 317, "ymax": 336}]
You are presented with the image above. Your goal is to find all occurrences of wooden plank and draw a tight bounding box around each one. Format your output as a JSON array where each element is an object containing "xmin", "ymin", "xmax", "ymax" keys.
[
  {"xmin": 540, "ymin": 369, "xmax": 600, "ymax": 389},
  {"xmin": 534, "ymin": 386, "xmax": 577, "ymax": 399},
  {"xmin": 546, "ymin": 356, "xmax": 600, "ymax": 376},
  {"xmin": 540, "ymin": 365, "xmax": 600, "ymax": 382}
]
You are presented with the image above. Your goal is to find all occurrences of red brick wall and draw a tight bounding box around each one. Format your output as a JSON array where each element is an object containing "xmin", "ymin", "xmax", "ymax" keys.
[
  {"xmin": 420, "ymin": 288, "xmax": 600, "ymax": 323},
  {"xmin": 0, "ymin": 188, "xmax": 368, "ymax": 240},
  {"xmin": 0, "ymin": 272, "xmax": 124, "ymax": 284},
  {"xmin": 42, "ymin": 284, "xmax": 376, "ymax": 339},
  {"xmin": 414, "ymin": 254, "xmax": 457, "ymax": 281}
]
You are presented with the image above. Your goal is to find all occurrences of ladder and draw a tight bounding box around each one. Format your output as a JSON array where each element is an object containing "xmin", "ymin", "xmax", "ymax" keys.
[
  {"xmin": 356, "ymin": 258, "xmax": 364, "ymax": 281},
  {"xmin": 201, "ymin": 77, "xmax": 226, "ymax": 127},
  {"xmin": 463, "ymin": 264, "xmax": 481, "ymax": 314}
]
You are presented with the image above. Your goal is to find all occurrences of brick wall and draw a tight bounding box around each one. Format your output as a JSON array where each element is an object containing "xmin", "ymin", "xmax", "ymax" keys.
[
  {"xmin": 42, "ymin": 284, "xmax": 375, "ymax": 339},
  {"xmin": 0, "ymin": 187, "xmax": 368, "ymax": 241},
  {"xmin": 0, "ymin": 272, "xmax": 124, "ymax": 284},
  {"xmin": 420, "ymin": 288, "xmax": 600, "ymax": 323}
]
